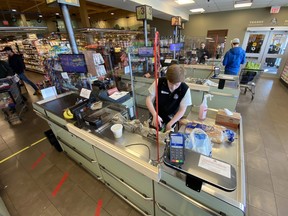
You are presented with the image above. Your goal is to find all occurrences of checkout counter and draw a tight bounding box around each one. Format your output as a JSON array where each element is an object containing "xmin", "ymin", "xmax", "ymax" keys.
[
  {"xmin": 33, "ymin": 92, "xmax": 246, "ymax": 216},
  {"xmin": 121, "ymin": 64, "xmax": 240, "ymax": 111}
]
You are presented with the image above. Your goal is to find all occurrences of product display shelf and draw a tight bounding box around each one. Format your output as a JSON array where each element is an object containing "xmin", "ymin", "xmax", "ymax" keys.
[
  {"xmin": 280, "ymin": 59, "xmax": 288, "ymax": 87},
  {"xmin": 22, "ymin": 39, "xmax": 51, "ymax": 74}
]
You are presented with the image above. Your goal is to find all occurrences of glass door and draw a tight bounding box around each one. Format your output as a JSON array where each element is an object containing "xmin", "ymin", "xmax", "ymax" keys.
[
  {"xmin": 261, "ymin": 32, "xmax": 288, "ymax": 75},
  {"xmin": 243, "ymin": 29, "xmax": 288, "ymax": 76}
]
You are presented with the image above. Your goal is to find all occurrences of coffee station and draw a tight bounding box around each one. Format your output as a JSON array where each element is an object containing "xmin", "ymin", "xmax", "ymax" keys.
[{"xmin": 33, "ymin": 88, "xmax": 246, "ymax": 216}]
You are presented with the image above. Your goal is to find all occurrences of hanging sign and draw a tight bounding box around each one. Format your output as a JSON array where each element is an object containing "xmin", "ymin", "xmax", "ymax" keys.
[
  {"xmin": 171, "ymin": 16, "xmax": 182, "ymax": 26},
  {"xmin": 46, "ymin": 0, "xmax": 80, "ymax": 7},
  {"xmin": 136, "ymin": 5, "xmax": 153, "ymax": 21}
]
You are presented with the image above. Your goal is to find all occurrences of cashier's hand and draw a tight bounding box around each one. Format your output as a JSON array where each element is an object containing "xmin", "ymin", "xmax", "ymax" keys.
[
  {"xmin": 152, "ymin": 114, "xmax": 163, "ymax": 129},
  {"xmin": 165, "ymin": 122, "xmax": 173, "ymax": 132}
]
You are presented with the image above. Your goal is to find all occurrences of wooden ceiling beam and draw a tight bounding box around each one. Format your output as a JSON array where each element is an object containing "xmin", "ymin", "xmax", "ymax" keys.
[
  {"xmin": 22, "ymin": 1, "xmax": 46, "ymax": 13},
  {"xmin": 88, "ymin": 8, "xmax": 118, "ymax": 15}
]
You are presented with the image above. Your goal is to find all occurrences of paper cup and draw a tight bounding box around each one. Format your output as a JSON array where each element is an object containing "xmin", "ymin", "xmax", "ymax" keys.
[{"xmin": 111, "ymin": 124, "xmax": 123, "ymax": 138}]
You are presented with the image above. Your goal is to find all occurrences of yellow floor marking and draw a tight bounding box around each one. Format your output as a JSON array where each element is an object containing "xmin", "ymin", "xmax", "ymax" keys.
[{"xmin": 0, "ymin": 137, "xmax": 47, "ymax": 164}]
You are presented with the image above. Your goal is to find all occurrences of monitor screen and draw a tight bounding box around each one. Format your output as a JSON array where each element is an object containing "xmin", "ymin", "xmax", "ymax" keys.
[
  {"xmin": 170, "ymin": 43, "xmax": 184, "ymax": 52},
  {"xmin": 59, "ymin": 54, "xmax": 88, "ymax": 73},
  {"xmin": 138, "ymin": 47, "xmax": 154, "ymax": 57}
]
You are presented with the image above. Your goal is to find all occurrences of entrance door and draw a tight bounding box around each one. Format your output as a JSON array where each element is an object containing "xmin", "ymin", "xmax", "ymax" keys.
[{"xmin": 243, "ymin": 27, "xmax": 288, "ymax": 76}]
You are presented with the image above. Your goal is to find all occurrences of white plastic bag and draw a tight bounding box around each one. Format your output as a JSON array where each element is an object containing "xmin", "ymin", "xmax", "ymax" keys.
[{"xmin": 190, "ymin": 128, "xmax": 212, "ymax": 157}]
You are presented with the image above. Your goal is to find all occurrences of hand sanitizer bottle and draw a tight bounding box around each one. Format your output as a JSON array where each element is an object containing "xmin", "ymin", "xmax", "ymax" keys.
[{"xmin": 199, "ymin": 94, "xmax": 213, "ymax": 120}]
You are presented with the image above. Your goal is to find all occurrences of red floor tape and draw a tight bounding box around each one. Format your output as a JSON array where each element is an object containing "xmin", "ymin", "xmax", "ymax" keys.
[
  {"xmin": 31, "ymin": 153, "xmax": 46, "ymax": 170},
  {"xmin": 95, "ymin": 199, "xmax": 103, "ymax": 216},
  {"xmin": 52, "ymin": 172, "xmax": 69, "ymax": 197}
]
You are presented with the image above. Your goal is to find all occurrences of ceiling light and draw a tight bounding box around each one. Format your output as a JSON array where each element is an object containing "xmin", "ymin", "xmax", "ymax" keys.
[
  {"xmin": 38, "ymin": 14, "xmax": 43, "ymax": 18},
  {"xmin": 175, "ymin": 0, "xmax": 195, "ymax": 5},
  {"xmin": 111, "ymin": 12, "xmax": 114, "ymax": 15},
  {"xmin": 55, "ymin": 13, "xmax": 59, "ymax": 15},
  {"xmin": 12, "ymin": 9, "xmax": 17, "ymax": 12},
  {"xmin": 234, "ymin": 0, "xmax": 252, "ymax": 8},
  {"xmin": 190, "ymin": 8, "xmax": 205, "ymax": 13}
]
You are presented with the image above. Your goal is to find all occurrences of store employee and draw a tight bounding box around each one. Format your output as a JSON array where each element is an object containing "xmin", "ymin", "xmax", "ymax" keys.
[{"xmin": 146, "ymin": 64, "xmax": 192, "ymax": 131}]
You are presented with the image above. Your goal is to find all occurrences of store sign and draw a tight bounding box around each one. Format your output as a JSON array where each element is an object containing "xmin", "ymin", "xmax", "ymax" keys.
[
  {"xmin": 46, "ymin": 0, "xmax": 80, "ymax": 7},
  {"xmin": 171, "ymin": 16, "xmax": 182, "ymax": 26},
  {"xmin": 136, "ymin": 5, "xmax": 153, "ymax": 21},
  {"xmin": 270, "ymin": 6, "xmax": 280, "ymax": 14},
  {"xmin": 2, "ymin": 20, "xmax": 9, "ymax": 26}
]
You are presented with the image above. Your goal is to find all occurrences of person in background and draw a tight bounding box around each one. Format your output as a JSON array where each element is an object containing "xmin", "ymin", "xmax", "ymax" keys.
[
  {"xmin": 223, "ymin": 38, "xmax": 246, "ymax": 75},
  {"xmin": 0, "ymin": 60, "xmax": 14, "ymax": 79},
  {"xmin": 2, "ymin": 46, "xmax": 40, "ymax": 95},
  {"xmin": 146, "ymin": 64, "xmax": 192, "ymax": 132},
  {"xmin": 197, "ymin": 42, "xmax": 210, "ymax": 64}
]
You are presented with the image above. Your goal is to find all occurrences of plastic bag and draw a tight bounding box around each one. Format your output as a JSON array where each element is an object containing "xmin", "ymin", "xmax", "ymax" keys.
[
  {"xmin": 189, "ymin": 128, "xmax": 212, "ymax": 157},
  {"xmin": 224, "ymin": 129, "xmax": 235, "ymax": 143}
]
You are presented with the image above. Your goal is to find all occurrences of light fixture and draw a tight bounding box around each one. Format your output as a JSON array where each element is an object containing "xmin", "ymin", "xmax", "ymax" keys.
[
  {"xmin": 55, "ymin": 13, "xmax": 59, "ymax": 15},
  {"xmin": 175, "ymin": 0, "xmax": 195, "ymax": 5},
  {"xmin": 38, "ymin": 14, "xmax": 43, "ymax": 18},
  {"xmin": 88, "ymin": 16, "xmax": 90, "ymax": 19},
  {"xmin": 111, "ymin": 12, "xmax": 114, "ymax": 15},
  {"xmin": 190, "ymin": 8, "xmax": 205, "ymax": 13},
  {"xmin": 234, "ymin": 0, "xmax": 252, "ymax": 8},
  {"xmin": 11, "ymin": 9, "xmax": 17, "ymax": 12}
]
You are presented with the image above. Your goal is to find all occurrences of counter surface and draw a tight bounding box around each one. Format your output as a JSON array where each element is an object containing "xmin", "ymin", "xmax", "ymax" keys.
[{"xmin": 34, "ymin": 93, "xmax": 245, "ymax": 214}]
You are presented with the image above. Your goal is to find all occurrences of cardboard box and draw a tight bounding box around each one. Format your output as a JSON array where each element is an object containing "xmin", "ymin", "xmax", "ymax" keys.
[{"xmin": 215, "ymin": 109, "xmax": 241, "ymax": 128}]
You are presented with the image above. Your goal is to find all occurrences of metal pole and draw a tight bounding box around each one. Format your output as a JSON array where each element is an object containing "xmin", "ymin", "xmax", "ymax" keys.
[
  {"xmin": 128, "ymin": 53, "xmax": 137, "ymax": 118},
  {"xmin": 173, "ymin": 26, "xmax": 178, "ymax": 59},
  {"xmin": 60, "ymin": 3, "xmax": 78, "ymax": 54},
  {"xmin": 143, "ymin": 20, "xmax": 149, "ymax": 72},
  {"xmin": 143, "ymin": 20, "xmax": 148, "ymax": 46}
]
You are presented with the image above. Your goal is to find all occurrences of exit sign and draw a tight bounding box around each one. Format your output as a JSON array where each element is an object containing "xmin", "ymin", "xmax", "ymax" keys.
[{"xmin": 270, "ymin": 6, "xmax": 281, "ymax": 14}]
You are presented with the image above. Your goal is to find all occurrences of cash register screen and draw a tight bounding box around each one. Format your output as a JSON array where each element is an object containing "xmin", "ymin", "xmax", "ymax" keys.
[{"xmin": 59, "ymin": 54, "xmax": 88, "ymax": 73}]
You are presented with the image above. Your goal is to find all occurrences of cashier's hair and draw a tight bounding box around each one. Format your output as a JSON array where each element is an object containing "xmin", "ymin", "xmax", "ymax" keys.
[{"xmin": 166, "ymin": 64, "xmax": 185, "ymax": 84}]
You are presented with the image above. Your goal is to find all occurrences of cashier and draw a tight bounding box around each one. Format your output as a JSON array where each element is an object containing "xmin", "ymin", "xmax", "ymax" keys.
[{"xmin": 146, "ymin": 64, "xmax": 192, "ymax": 131}]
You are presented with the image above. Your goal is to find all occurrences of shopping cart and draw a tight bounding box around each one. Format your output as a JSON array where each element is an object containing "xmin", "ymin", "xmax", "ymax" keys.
[
  {"xmin": 0, "ymin": 77, "xmax": 28, "ymax": 125},
  {"xmin": 239, "ymin": 68, "xmax": 263, "ymax": 100}
]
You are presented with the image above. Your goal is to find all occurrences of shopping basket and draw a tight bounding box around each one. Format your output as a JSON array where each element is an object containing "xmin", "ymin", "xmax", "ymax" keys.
[{"xmin": 239, "ymin": 68, "xmax": 263, "ymax": 100}]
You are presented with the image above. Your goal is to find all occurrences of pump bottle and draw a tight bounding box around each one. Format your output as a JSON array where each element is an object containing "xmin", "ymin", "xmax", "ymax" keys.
[{"xmin": 198, "ymin": 94, "xmax": 213, "ymax": 120}]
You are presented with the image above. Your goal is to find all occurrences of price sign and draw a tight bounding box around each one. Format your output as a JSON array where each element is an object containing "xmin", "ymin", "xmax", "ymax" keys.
[
  {"xmin": 136, "ymin": 5, "xmax": 153, "ymax": 21},
  {"xmin": 46, "ymin": 0, "xmax": 57, "ymax": 4},
  {"xmin": 46, "ymin": 0, "xmax": 80, "ymax": 7},
  {"xmin": 270, "ymin": 6, "xmax": 280, "ymax": 14}
]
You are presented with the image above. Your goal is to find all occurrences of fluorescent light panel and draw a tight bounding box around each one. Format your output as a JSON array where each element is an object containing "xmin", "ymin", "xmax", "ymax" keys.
[
  {"xmin": 175, "ymin": 0, "xmax": 195, "ymax": 5},
  {"xmin": 190, "ymin": 8, "xmax": 205, "ymax": 13},
  {"xmin": 234, "ymin": 1, "xmax": 252, "ymax": 8}
]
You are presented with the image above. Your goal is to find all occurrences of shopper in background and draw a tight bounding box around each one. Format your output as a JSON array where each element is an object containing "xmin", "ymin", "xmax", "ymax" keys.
[
  {"xmin": 223, "ymin": 38, "xmax": 246, "ymax": 75},
  {"xmin": 2, "ymin": 46, "xmax": 40, "ymax": 95},
  {"xmin": 0, "ymin": 60, "xmax": 14, "ymax": 79},
  {"xmin": 197, "ymin": 42, "xmax": 210, "ymax": 64},
  {"xmin": 146, "ymin": 64, "xmax": 192, "ymax": 131}
]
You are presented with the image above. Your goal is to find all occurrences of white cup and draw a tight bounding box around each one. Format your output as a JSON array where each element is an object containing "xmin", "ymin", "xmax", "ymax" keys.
[{"xmin": 111, "ymin": 124, "xmax": 123, "ymax": 138}]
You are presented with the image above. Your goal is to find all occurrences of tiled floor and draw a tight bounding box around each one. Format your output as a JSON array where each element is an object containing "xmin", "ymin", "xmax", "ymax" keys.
[
  {"xmin": 0, "ymin": 72, "xmax": 288, "ymax": 216},
  {"xmin": 237, "ymin": 77, "xmax": 288, "ymax": 216}
]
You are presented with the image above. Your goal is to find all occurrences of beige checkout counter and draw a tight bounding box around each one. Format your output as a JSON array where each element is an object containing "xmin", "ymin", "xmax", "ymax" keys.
[
  {"xmin": 33, "ymin": 92, "xmax": 246, "ymax": 216},
  {"xmin": 121, "ymin": 64, "xmax": 240, "ymax": 111}
]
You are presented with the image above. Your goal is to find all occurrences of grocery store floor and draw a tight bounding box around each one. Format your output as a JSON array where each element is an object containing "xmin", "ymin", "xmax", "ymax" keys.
[{"xmin": 0, "ymin": 71, "xmax": 287, "ymax": 216}]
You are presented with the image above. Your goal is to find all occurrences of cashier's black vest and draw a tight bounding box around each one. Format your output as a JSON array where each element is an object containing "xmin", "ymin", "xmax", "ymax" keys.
[{"xmin": 156, "ymin": 77, "xmax": 188, "ymax": 124}]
